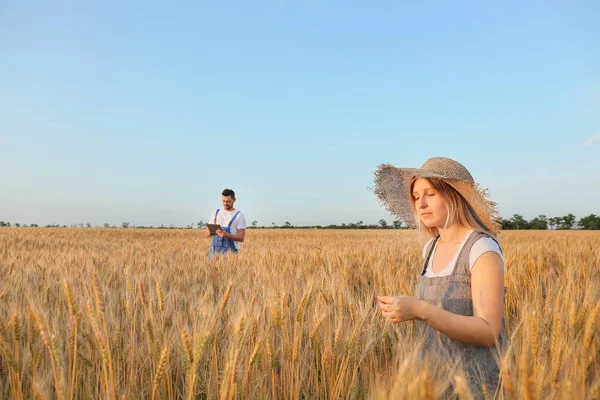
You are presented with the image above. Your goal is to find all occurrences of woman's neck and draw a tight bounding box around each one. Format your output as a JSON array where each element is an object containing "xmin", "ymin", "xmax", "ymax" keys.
[{"xmin": 437, "ymin": 224, "xmax": 470, "ymax": 244}]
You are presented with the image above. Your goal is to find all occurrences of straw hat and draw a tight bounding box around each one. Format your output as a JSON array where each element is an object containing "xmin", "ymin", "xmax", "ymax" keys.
[{"xmin": 373, "ymin": 157, "xmax": 500, "ymax": 234}]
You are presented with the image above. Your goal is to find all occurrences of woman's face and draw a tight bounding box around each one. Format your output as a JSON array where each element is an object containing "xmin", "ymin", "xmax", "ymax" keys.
[{"xmin": 412, "ymin": 178, "xmax": 449, "ymax": 228}]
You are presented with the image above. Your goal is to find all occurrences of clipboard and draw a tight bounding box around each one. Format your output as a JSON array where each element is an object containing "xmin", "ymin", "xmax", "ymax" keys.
[{"xmin": 207, "ymin": 224, "xmax": 222, "ymax": 235}]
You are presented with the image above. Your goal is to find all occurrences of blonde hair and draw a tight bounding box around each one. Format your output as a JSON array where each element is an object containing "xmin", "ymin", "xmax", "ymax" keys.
[{"xmin": 409, "ymin": 177, "xmax": 494, "ymax": 238}]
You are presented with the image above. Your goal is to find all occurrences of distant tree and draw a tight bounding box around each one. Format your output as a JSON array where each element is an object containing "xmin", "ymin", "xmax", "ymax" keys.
[
  {"xmin": 392, "ymin": 220, "xmax": 403, "ymax": 229},
  {"xmin": 198, "ymin": 220, "xmax": 206, "ymax": 228},
  {"xmin": 6, "ymin": 222, "xmax": 10, "ymax": 227},
  {"xmin": 553, "ymin": 217, "xmax": 563, "ymax": 229},
  {"xmin": 104, "ymin": 223, "xmax": 110, "ymax": 228},
  {"xmin": 86, "ymin": 223, "xmax": 92, "ymax": 228},
  {"xmin": 122, "ymin": 222, "xmax": 130, "ymax": 229},
  {"xmin": 251, "ymin": 220, "xmax": 258, "ymax": 228},
  {"xmin": 379, "ymin": 219, "xmax": 388, "ymax": 228},
  {"xmin": 529, "ymin": 215, "xmax": 548, "ymax": 230},
  {"xmin": 271, "ymin": 222, "xmax": 276, "ymax": 228},
  {"xmin": 547, "ymin": 217, "xmax": 560, "ymax": 230},
  {"xmin": 284, "ymin": 221, "xmax": 291, "ymax": 228},
  {"xmin": 15, "ymin": 223, "xmax": 20, "ymax": 227},
  {"xmin": 510, "ymin": 214, "xmax": 529, "ymax": 230},
  {"xmin": 579, "ymin": 214, "xmax": 600, "ymax": 230},
  {"xmin": 558, "ymin": 214, "xmax": 576, "ymax": 230},
  {"xmin": 498, "ymin": 217, "xmax": 514, "ymax": 230}
]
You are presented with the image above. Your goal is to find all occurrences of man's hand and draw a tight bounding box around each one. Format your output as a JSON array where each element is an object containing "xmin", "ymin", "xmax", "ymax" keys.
[
  {"xmin": 216, "ymin": 229, "xmax": 226, "ymax": 238},
  {"xmin": 375, "ymin": 295, "xmax": 425, "ymax": 323}
]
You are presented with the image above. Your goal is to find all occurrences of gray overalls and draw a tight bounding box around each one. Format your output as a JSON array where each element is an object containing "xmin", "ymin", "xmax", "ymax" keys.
[{"xmin": 417, "ymin": 231, "xmax": 507, "ymax": 399}]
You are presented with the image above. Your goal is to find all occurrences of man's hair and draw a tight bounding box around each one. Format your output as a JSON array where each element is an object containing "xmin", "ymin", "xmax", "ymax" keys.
[{"xmin": 222, "ymin": 188, "xmax": 236, "ymax": 199}]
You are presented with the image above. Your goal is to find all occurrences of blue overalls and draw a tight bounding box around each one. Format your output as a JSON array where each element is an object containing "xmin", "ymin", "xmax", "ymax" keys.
[{"xmin": 208, "ymin": 209, "xmax": 240, "ymax": 259}]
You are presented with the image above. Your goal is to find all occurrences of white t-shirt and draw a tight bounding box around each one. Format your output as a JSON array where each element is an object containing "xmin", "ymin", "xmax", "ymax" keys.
[
  {"xmin": 422, "ymin": 230, "xmax": 505, "ymax": 277},
  {"xmin": 209, "ymin": 209, "xmax": 246, "ymax": 250}
]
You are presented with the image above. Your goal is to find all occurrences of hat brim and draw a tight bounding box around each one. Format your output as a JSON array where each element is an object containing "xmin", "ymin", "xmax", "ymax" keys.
[{"xmin": 373, "ymin": 164, "xmax": 500, "ymax": 234}]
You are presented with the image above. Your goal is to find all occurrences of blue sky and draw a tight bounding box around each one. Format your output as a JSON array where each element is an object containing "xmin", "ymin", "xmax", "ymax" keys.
[{"xmin": 1, "ymin": 0, "xmax": 599, "ymax": 227}]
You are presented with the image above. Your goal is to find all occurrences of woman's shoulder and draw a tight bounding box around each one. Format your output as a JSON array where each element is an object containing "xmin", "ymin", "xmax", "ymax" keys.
[
  {"xmin": 468, "ymin": 236, "xmax": 505, "ymax": 271},
  {"xmin": 471, "ymin": 235, "xmax": 502, "ymax": 253}
]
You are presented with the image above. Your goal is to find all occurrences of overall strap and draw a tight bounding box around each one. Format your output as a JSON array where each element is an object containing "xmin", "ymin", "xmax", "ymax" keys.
[
  {"xmin": 228, "ymin": 211, "xmax": 240, "ymax": 228},
  {"xmin": 452, "ymin": 231, "xmax": 503, "ymax": 276},
  {"xmin": 213, "ymin": 209, "xmax": 220, "ymax": 224},
  {"xmin": 466, "ymin": 232, "xmax": 503, "ymax": 255},
  {"xmin": 421, "ymin": 235, "xmax": 440, "ymax": 276}
]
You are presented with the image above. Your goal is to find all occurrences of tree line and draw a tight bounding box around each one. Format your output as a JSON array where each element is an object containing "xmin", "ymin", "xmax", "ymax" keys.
[
  {"xmin": 242, "ymin": 213, "xmax": 600, "ymax": 230},
  {"xmin": 240, "ymin": 219, "xmax": 407, "ymax": 230},
  {"xmin": 497, "ymin": 213, "xmax": 600, "ymax": 230},
  {"xmin": 1, "ymin": 213, "xmax": 599, "ymax": 230}
]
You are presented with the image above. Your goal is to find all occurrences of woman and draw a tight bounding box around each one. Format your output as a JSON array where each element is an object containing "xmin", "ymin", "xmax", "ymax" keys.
[{"xmin": 373, "ymin": 157, "xmax": 506, "ymax": 398}]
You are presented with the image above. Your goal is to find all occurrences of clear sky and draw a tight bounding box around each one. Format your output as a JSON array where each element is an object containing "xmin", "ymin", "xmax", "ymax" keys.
[{"xmin": 1, "ymin": 0, "xmax": 599, "ymax": 227}]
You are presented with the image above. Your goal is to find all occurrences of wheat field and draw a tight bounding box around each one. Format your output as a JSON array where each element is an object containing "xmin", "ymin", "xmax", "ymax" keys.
[{"xmin": 0, "ymin": 228, "xmax": 598, "ymax": 399}]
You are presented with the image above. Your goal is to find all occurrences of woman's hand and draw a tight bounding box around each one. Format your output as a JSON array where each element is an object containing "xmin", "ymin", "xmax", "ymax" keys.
[{"xmin": 375, "ymin": 295, "xmax": 425, "ymax": 323}]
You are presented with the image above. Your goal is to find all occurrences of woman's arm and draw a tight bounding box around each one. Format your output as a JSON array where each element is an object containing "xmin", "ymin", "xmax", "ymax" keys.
[
  {"xmin": 419, "ymin": 251, "xmax": 504, "ymax": 347},
  {"xmin": 376, "ymin": 252, "xmax": 505, "ymax": 348}
]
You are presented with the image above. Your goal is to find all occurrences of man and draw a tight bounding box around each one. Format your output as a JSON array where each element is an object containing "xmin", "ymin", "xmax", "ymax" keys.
[{"xmin": 205, "ymin": 188, "xmax": 246, "ymax": 258}]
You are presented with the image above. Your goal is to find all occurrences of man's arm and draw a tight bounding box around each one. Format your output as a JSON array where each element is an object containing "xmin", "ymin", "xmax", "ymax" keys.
[
  {"xmin": 223, "ymin": 213, "xmax": 246, "ymax": 242},
  {"xmin": 218, "ymin": 228, "xmax": 245, "ymax": 242}
]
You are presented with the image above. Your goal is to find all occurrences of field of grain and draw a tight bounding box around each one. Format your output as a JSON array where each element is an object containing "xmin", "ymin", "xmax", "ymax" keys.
[{"xmin": 0, "ymin": 228, "xmax": 599, "ymax": 399}]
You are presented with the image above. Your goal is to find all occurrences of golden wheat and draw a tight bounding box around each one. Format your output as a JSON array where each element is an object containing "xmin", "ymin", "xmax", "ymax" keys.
[{"xmin": 0, "ymin": 228, "xmax": 598, "ymax": 398}]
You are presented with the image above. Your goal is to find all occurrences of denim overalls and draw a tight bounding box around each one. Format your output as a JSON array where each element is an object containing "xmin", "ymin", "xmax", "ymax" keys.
[{"xmin": 208, "ymin": 209, "xmax": 240, "ymax": 259}]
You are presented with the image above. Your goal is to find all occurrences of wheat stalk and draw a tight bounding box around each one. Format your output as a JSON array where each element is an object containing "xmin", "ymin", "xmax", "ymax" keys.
[
  {"xmin": 452, "ymin": 375, "xmax": 474, "ymax": 400},
  {"xmin": 152, "ymin": 346, "xmax": 169, "ymax": 400},
  {"xmin": 219, "ymin": 282, "xmax": 233, "ymax": 316}
]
